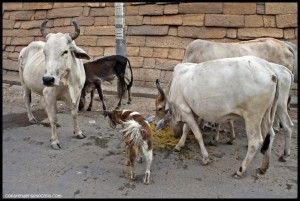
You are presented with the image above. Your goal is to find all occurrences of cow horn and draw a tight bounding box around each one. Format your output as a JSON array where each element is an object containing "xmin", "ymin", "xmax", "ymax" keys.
[
  {"xmin": 69, "ymin": 21, "xmax": 80, "ymax": 40},
  {"xmin": 156, "ymin": 79, "xmax": 165, "ymax": 99},
  {"xmin": 41, "ymin": 20, "xmax": 49, "ymax": 38}
]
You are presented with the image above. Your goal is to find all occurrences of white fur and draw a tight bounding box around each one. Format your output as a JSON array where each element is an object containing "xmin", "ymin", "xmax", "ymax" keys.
[
  {"xmin": 121, "ymin": 120, "xmax": 143, "ymax": 146},
  {"xmin": 122, "ymin": 109, "xmax": 130, "ymax": 115},
  {"xmin": 129, "ymin": 111, "xmax": 140, "ymax": 117}
]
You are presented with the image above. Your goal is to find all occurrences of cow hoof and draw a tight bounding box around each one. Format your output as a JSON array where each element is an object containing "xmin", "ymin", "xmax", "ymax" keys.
[
  {"xmin": 76, "ymin": 133, "xmax": 86, "ymax": 139},
  {"xmin": 174, "ymin": 145, "xmax": 182, "ymax": 152},
  {"xmin": 232, "ymin": 172, "xmax": 243, "ymax": 179},
  {"xmin": 29, "ymin": 118, "xmax": 38, "ymax": 124},
  {"xmin": 256, "ymin": 168, "xmax": 266, "ymax": 175},
  {"xmin": 87, "ymin": 108, "xmax": 92, "ymax": 111},
  {"xmin": 226, "ymin": 140, "xmax": 234, "ymax": 145},
  {"xmin": 51, "ymin": 142, "xmax": 61, "ymax": 150},
  {"xmin": 208, "ymin": 140, "xmax": 217, "ymax": 146},
  {"xmin": 278, "ymin": 156, "xmax": 287, "ymax": 162},
  {"xmin": 127, "ymin": 101, "xmax": 131, "ymax": 104},
  {"xmin": 202, "ymin": 157, "xmax": 211, "ymax": 165}
]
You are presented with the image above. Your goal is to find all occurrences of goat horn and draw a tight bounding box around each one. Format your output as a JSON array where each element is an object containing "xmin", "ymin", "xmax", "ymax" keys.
[
  {"xmin": 69, "ymin": 21, "xmax": 80, "ymax": 40},
  {"xmin": 40, "ymin": 20, "xmax": 49, "ymax": 38}
]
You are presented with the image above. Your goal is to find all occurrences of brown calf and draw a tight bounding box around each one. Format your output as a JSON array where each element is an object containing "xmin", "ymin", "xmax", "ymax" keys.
[
  {"xmin": 79, "ymin": 55, "xmax": 133, "ymax": 111},
  {"xmin": 103, "ymin": 109, "xmax": 153, "ymax": 184}
]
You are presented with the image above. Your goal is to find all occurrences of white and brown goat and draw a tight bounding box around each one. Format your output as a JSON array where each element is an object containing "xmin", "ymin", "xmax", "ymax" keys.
[{"xmin": 103, "ymin": 109, "xmax": 153, "ymax": 184}]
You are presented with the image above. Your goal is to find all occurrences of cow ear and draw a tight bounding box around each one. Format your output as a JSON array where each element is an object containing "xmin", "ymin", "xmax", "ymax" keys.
[{"xmin": 70, "ymin": 44, "xmax": 91, "ymax": 60}]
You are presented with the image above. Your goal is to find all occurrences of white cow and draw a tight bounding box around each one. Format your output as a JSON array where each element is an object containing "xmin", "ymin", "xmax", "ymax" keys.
[
  {"xmin": 157, "ymin": 56, "xmax": 280, "ymax": 178},
  {"xmin": 18, "ymin": 20, "xmax": 90, "ymax": 149}
]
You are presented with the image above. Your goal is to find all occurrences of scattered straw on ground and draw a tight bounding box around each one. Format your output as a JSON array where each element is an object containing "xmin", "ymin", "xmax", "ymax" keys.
[
  {"xmin": 150, "ymin": 123, "xmax": 199, "ymax": 151},
  {"xmin": 150, "ymin": 123, "xmax": 179, "ymax": 150}
]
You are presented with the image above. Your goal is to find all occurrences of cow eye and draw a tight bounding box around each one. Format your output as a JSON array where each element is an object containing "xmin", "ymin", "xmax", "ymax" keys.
[
  {"xmin": 61, "ymin": 50, "xmax": 68, "ymax": 56},
  {"xmin": 158, "ymin": 108, "xmax": 162, "ymax": 111}
]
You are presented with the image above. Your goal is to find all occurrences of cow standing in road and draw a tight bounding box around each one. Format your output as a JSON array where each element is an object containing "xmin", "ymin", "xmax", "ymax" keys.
[
  {"xmin": 19, "ymin": 20, "xmax": 90, "ymax": 149},
  {"xmin": 157, "ymin": 56, "xmax": 280, "ymax": 178}
]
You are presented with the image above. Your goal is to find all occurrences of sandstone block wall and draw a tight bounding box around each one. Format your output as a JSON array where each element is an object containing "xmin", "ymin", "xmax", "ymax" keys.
[{"xmin": 3, "ymin": 2, "xmax": 297, "ymax": 87}]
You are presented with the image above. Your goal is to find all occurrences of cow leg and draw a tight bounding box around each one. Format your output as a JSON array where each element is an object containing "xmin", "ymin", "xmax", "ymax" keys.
[
  {"xmin": 208, "ymin": 124, "xmax": 220, "ymax": 146},
  {"xmin": 23, "ymin": 86, "xmax": 37, "ymax": 124},
  {"xmin": 94, "ymin": 81, "xmax": 106, "ymax": 111},
  {"xmin": 142, "ymin": 146, "xmax": 153, "ymax": 184},
  {"xmin": 116, "ymin": 78, "xmax": 126, "ymax": 108},
  {"xmin": 257, "ymin": 127, "xmax": 276, "ymax": 175},
  {"xmin": 87, "ymin": 89, "xmax": 94, "ymax": 111},
  {"xmin": 277, "ymin": 107, "xmax": 294, "ymax": 162},
  {"xmin": 71, "ymin": 96, "xmax": 86, "ymax": 139},
  {"xmin": 233, "ymin": 117, "xmax": 263, "ymax": 178},
  {"xmin": 273, "ymin": 113, "xmax": 280, "ymax": 132},
  {"xmin": 43, "ymin": 88, "xmax": 60, "ymax": 150},
  {"xmin": 181, "ymin": 112, "xmax": 210, "ymax": 165},
  {"xmin": 227, "ymin": 120, "xmax": 235, "ymax": 145},
  {"xmin": 174, "ymin": 123, "xmax": 190, "ymax": 151},
  {"xmin": 78, "ymin": 87, "xmax": 86, "ymax": 111},
  {"xmin": 127, "ymin": 85, "xmax": 132, "ymax": 104}
]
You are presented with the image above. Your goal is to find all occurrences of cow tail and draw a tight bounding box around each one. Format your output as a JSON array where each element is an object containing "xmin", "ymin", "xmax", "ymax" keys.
[
  {"xmin": 126, "ymin": 58, "xmax": 133, "ymax": 90},
  {"xmin": 121, "ymin": 120, "xmax": 144, "ymax": 147},
  {"xmin": 261, "ymin": 74, "xmax": 280, "ymax": 154}
]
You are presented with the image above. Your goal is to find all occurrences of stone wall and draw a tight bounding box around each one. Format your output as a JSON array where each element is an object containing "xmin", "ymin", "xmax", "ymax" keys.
[{"xmin": 3, "ymin": 2, "xmax": 298, "ymax": 87}]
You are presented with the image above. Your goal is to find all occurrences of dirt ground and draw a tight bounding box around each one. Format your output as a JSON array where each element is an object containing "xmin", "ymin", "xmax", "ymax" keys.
[{"xmin": 2, "ymin": 83, "xmax": 298, "ymax": 198}]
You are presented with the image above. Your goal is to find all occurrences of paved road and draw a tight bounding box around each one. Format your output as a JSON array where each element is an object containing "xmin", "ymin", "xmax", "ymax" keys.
[{"xmin": 2, "ymin": 83, "xmax": 298, "ymax": 198}]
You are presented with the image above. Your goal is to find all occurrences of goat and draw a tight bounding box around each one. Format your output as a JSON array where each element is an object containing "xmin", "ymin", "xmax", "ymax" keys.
[
  {"xmin": 103, "ymin": 109, "xmax": 153, "ymax": 184},
  {"xmin": 79, "ymin": 55, "xmax": 133, "ymax": 111}
]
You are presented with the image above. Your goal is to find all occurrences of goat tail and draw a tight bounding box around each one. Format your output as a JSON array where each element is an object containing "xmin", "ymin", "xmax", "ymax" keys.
[{"xmin": 121, "ymin": 120, "xmax": 144, "ymax": 147}]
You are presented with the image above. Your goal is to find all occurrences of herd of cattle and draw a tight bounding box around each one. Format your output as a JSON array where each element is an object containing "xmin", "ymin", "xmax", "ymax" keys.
[{"xmin": 17, "ymin": 20, "xmax": 297, "ymax": 184}]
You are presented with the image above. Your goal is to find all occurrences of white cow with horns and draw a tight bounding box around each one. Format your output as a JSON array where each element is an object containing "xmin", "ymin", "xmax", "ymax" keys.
[
  {"xmin": 18, "ymin": 20, "xmax": 90, "ymax": 149},
  {"xmin": 157, "ymin": 56, "xmax": 280, "ymax": 178}
]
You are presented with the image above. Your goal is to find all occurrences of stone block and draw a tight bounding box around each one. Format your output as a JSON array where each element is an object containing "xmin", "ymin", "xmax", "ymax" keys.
[
  {"xmin": 164, "ymin": 4, "xmax": 179, "ymax": 15},
  {"xmin": 178, "ymin": 3, "xmax": 223, "ymax": 14},
  {"xmin": 47, "ymin": 7, "xmax": 83, "ymax": 19},
  {"xmin": 276, "ymin": 14, "xmax": 297, "ymax": 28},
  {"xmin": 238, "ymin": 28, "xmax": 283, "ymax": 39},
  {"xmin": 127, "ymin": 25, "xmax": 169, "ymax": 36},
  {"xmin": 263, "ymin": 15, "xmax": 276, "ymax": 27},
  {"xmin": 265, "ymin": 3, "xmax": 297, "ymax": 14},
  {"xmin": 205, "ymin": 14, "xmax": 244, "ymax": 27},
  {"xmin": 126, "ymin": 36, "xmax": 146, "ymax": 46},
  {"xmin": 85, "ymin": 26, "xmax": 115, "ymax": 36},
  {"xmin": 182, "ymin": 14, "xmax": 204, "ymax": 26},
  {"xmin": 146, "ymin": 36, "xmax": 193, "ymax": 49},
  {"xmin": 94, "ymin": 17, "xmax": 108, "ymax": 26},
  {"xmin": 245, "ymin": 15, "xmax": 263, "ymax": 27},
  {"xmin": 223, "ymin": 3, "xmax": 256, "ymax": 14},
  {"xmin": 168, "ymin": 48, "xmax": 185, "ymax": 60},
  {"xmin": 178, "ymin": 26, "xmax": 226, "ymax": 39},
  {"xmin": 150, "ymin": 15, "xmax": 182, "ymax": 25},
  {"xmin": 153, "ymin": 48, "xmax": 169, "ymax": 59},
  {"xmin": 97, "ymin": 36, "xmax": 115, "ymax": 47},
  {"xmin": 139, "ymin": 47, "xmax": 153, "ymax": 57},
  {"xmin": 139, "ymin": 4, "xmax": 164, "ymax": 16}
]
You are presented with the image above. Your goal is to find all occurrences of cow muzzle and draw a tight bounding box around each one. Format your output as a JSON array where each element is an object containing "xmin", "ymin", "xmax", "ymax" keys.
[{"xmin": 42, "ymin": 76, "xmax": 55, "ymax": 86}]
